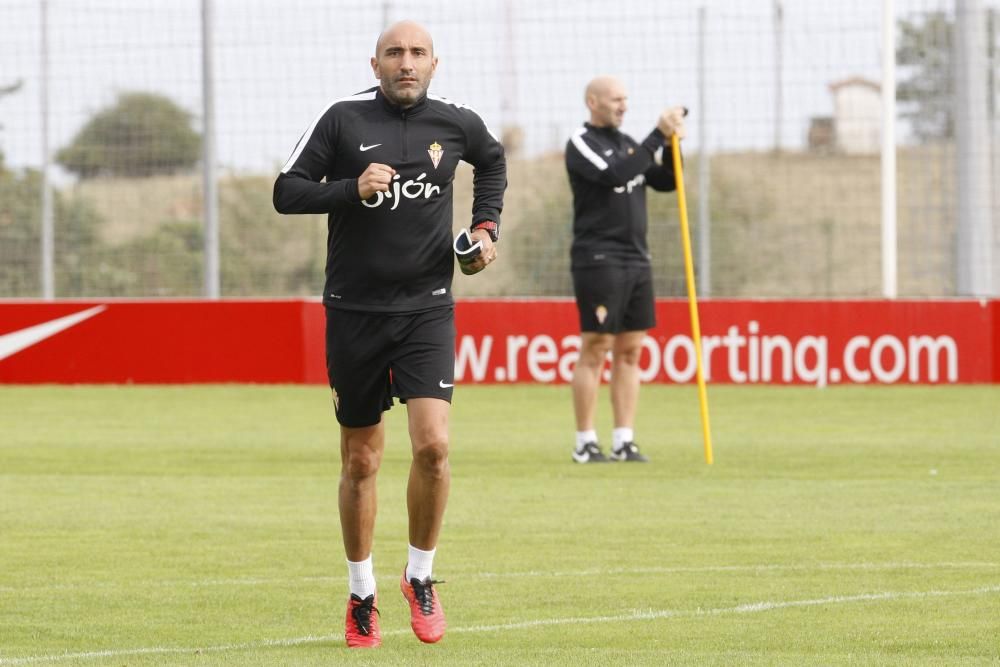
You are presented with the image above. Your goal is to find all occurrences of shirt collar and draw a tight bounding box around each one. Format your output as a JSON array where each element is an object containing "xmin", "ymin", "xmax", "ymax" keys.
[{"xmin": 584, "ymin": 122, "xmax": 621, "ymax": 138}]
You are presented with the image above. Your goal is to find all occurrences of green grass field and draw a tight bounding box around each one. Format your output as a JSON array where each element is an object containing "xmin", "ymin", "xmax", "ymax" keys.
[{"xmin": 1, "ymin": 384, "xmax": 998, "ymax": 665}]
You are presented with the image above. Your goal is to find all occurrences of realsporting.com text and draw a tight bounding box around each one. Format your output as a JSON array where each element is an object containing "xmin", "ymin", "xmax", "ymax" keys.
[{"xmin": 455, "ymin": 321, "xmax": 959, "ymax": 386}]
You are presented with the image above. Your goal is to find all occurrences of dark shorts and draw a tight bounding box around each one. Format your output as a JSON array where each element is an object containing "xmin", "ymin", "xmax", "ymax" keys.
[
  {"xmin": 325, "ymin": 306, "xmax": 456, "ymax": 428},
  {"xmin": 572, "ymin": 263, "xmax": 656, "ymax": 334}
]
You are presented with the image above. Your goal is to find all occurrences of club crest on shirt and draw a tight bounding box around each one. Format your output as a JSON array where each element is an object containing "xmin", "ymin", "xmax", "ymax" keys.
[
  {"xmin": 595, "ymin": 305, "xmax": 608, "ymax": 324},
  {"xmin": 428, "ymin": 141, "xmax": 444, "ymax": 169}
]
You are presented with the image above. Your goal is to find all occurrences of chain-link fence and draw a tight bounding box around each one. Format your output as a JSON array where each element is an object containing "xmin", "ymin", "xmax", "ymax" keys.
[{"xmin": 1, "ymin": 0, "xmax": 997, "ymax": 299}]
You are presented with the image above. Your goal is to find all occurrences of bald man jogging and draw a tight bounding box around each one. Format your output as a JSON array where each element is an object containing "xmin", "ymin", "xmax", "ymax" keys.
[
  {"xmin": 273, "ymin": 20, "xmax": 506, "ymax": 648},
  {"xmin": 565, "ymin": 76, "xmax": 684, "ymax": 464}
]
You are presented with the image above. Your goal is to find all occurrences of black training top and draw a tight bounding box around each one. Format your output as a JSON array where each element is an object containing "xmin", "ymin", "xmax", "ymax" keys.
[
  {"xmin": 274, "ymin": 86, "xmax": 507, "ymax": 312},
  {"xmin": 564, "ymin": 122, "xmax": 677, "ymax": 270}
]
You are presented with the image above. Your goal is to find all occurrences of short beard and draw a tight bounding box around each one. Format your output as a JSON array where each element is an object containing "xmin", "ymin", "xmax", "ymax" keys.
[{"xmin": 382, "ymin": 82, "xmax": 425, "ymax": 109}]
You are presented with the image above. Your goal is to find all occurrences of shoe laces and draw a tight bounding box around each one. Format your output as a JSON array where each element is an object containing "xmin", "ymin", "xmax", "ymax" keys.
[
  {"xmin": 350, "ymin": 594, "xmax": 380, "ymax": 635},
  {"xmin": 409, "ymin": 577, "xmax": 445, "ymax": 616}
]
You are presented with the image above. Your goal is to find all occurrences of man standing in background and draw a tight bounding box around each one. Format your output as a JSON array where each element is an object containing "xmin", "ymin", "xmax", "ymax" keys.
[
  {"xmin": 273, "ymin": 20, "xmax": 506, "ymax": 647},
  {"xmin": 564, "ymin": 75, "xmax": 685, "ymax": 464}
]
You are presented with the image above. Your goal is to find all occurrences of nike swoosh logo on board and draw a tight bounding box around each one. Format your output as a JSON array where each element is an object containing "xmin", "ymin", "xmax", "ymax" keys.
[
  {"xmin": 0, "ymin": 305, "xmax": 107, "ymax": 362},
  {"xmin": 359, "ymin": 143, "xmax": 382, "ymax": 152}
]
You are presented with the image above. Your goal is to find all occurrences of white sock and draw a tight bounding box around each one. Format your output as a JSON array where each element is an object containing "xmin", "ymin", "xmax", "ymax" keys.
[
  {"xmin": 575, "ymin": 430, "xmax": 598, "ymax": 449},
  {"xmin": 347, "ymin": 555, "xmax": 376, "ymax": 599},
  {"xmin": 613, "ymin": 427, "xmax": 634, "ymax": 451},
  {"xmin": 406, "ymin": 544, "xmax": 436, "ymax": 582}
]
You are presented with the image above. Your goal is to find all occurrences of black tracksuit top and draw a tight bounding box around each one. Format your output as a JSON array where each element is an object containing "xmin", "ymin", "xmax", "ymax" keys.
[
  {"xmin": 564, "ymin": 123, "xmax": 677, "ymax": 270},
  {"xmin": 273, "ymin": 86, "xmax": 507, "ymax": 312}
]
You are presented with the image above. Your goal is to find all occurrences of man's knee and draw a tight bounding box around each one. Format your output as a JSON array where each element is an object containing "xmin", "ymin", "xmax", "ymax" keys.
[
  {"xmin": 579, "ymin": 334, "xmax": 614, "ymax": 366},
  {"xmin": 613, "ymin": 332, "xmax": 646, "ymax": 366},
  {"xmin": 342, "ymin": 431, "xmax": 383, "ymax": 481},
  {"xmin": 614, "ymin": 345, "xmax": 643, "ymax": 366},
  {"xmin": 344, "ymin": 448, "xmax": 382, "ymax": 480},
  {"xmin": 412, "ymin": 435, "xmax": 449, "ymax": 478}
]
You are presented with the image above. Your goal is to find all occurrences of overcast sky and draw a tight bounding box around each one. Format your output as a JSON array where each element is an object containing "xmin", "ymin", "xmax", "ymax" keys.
[{"xmin": 0, "ymin": 0, "xmax": 980, "ymax": 177}]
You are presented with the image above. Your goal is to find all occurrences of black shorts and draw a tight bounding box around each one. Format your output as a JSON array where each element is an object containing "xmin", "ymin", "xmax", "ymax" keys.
[
  {"xmin": 325, "ymin": 306, "xmax": 456, "ymax": 427},
  {"xmin": 572, "ymin": 263, "xmax": 656, "ymax": 334}
]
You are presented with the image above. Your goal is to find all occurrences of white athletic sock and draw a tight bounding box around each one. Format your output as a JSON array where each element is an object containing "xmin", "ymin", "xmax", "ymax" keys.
[
  {"xmin": 576, "ymin": 430, "xmax": 598, "ymax": 449},
  {"xmin": 406, "ymin": 545, "xmax": 436, "ymax": 583},
  {"xmin": 347, "ymin": 555, "xmax": 376, "ymax": 599},
  {"xmin": 612, "ymin": 427, "xmax": 634, "ymax": 451}
]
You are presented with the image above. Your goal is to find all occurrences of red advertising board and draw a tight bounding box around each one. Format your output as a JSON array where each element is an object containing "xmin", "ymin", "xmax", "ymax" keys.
[
  {"xmin": 994, "ymin": 300, "xmax": 1000, "ymax": 383},
  {"xmin": 0, "ymin": 300, "xmax": 326, "ymax": 384},
  {"xmin": 454, "ymin": 299, "xmax": 996, "ymax": 385},
  {"xmin": 0, "ymin": 298, "xmax": 996, "ymax": 385}
]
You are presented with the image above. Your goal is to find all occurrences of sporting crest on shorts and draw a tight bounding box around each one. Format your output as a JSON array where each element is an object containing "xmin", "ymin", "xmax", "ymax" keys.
[
  {"xmin": 428, "ymin": 141, "xmax": 444, "ymax": 169},
  {"xmin": 595, "ymin": 304, "xmax": 608, "ymax": 325}
]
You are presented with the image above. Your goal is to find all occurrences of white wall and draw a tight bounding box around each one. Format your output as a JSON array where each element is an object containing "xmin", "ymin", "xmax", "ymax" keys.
[{"xmin": 834, "ymin": 85, "xmax": 881, "ymax": 154}]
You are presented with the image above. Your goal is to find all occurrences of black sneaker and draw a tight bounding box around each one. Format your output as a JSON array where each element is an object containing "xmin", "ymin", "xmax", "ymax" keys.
[
  {"xmin": 572, "ymin": 441, "xmax": 609, "ymax": 463},
  {"xmin": 610, "ymin": 441, "xmax": 649, "ymax": 462}
]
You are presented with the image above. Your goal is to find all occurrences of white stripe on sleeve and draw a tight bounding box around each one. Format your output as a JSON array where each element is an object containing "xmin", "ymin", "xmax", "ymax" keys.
[
  {"xmin": 428, "ymin": 93, "xmax": 501, "ymax": 141},
  {"xmin": 280, "ymin": 90, "xmax": 377, "ymax": 173},
  {"xmin": 570, "ymin": 127, "xmax": 608, "ymax": 171}
]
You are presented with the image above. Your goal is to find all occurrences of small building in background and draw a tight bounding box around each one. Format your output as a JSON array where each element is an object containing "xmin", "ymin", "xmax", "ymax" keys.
[
  {"xmin": 807, "ymin": 116, "xmax": 835, "ymax": 153},
  {"xmin": 829, "ymin": 77, "xmax": 881, "ymax": 154}
]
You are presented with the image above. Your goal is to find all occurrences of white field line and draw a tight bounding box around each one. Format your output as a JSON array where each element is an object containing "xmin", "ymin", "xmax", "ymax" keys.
[
  {"xmin": 1, "ymin": 584, "xmax": 998, "ymax": 665},
  {"xmin": 1, "ymin": 561, "xmax": 998, "ymax": 593}
]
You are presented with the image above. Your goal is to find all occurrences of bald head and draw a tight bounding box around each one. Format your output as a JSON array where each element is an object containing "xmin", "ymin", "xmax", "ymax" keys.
[
  {"xmin": 585, "ymin": 76, "xmax": 622, "ymax": 103},
  {"xmin": 371, "ymin": 20, "xmax": 438, "ymax": 108},
  {"xmin": 585, "ymin": 76, "xmax": 628, "ymax": 128},
  {"xmin": 376, "ymin": 21, "xmax": 434, "ymax": 57}
]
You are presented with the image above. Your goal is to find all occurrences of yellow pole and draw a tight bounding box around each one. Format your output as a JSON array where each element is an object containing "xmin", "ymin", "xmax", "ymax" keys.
[{"xmin": 670, "ymin": 133, "xmax": 714, "ymax": 465}]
